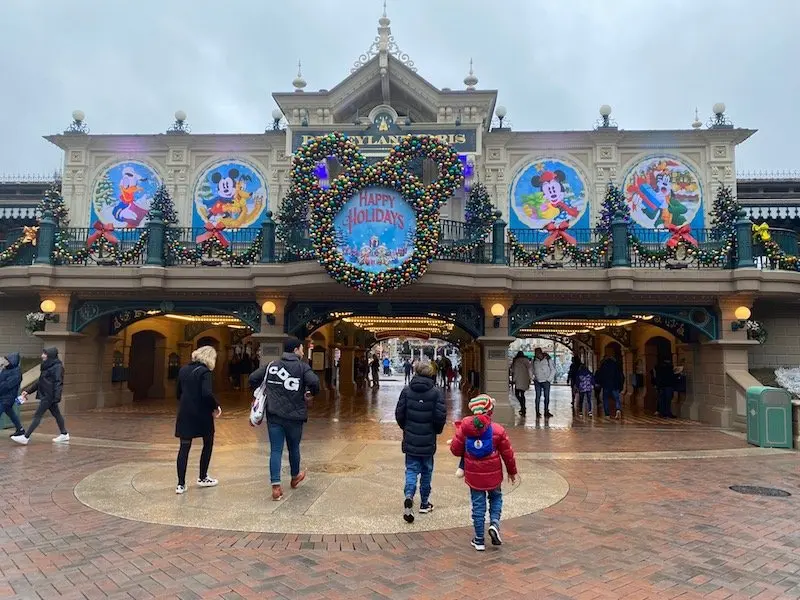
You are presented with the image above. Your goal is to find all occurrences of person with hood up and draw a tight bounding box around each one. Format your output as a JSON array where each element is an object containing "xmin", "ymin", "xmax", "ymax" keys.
[
  {"xmin": 12, "ymin": 348, "xmax": 69, "ymax": 445},
  {"xmin": 395, "ymin": 359, "xmax": 446, "ymax": 523},
  {"xmin": 450, "ymin": 394, "xmax": 518, "ymax": 551},
  {"xmin": 510, "ymin": 351, "xmax": 532, "ymax": 416},
  {"xmin": 0, "ymin": 353, "xmax": 24, "ymax": 437}
]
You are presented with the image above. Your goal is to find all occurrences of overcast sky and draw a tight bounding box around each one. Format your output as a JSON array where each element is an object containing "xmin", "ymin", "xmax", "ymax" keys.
[{"xmin": 0, "ymin": 0, "xmax": 797, "ymax": 176}]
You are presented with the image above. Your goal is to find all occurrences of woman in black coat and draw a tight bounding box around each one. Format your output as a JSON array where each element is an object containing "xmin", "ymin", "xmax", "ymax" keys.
[{"xmin": 175, "ymin": 346, "xmax": 221, "ymax": 495}]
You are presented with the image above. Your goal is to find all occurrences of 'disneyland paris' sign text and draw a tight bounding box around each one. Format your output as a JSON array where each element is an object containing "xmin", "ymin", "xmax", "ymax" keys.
[{"xmin": 291, "ymin": 129, "xmax": 477, "ymax": 154}]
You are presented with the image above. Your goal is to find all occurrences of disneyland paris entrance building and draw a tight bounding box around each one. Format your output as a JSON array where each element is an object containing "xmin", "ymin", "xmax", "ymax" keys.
[{"xmin": 1, "ymin": 11, "xmax": 799, "ymax": 434}]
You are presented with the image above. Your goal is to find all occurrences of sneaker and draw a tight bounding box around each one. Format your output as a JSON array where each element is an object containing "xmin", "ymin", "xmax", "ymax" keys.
[
  {"xmin": 290, "ymin": 471, "xmax": 306, "ymax": 489},
  {"xmin": 10, "ymin": 434, "xmax": 28, "ymax": 445},
  {"xmin": 9, "ymin": 429, "xmax": 24, "ymax": 438},
  {"xmin": 53, "ymin": 433, "xmax": 69, "ymax": 443},
  {"xmin": 588, "ymin": 412, "xmax": 593, "ymax": 418},
  {"xmin": 615, "ymin": 410, "xmax": 622, "ymax": 419},
  {"xmin": 471, "ymin": 538, "xmax": 486, "ymax": 551},
  {"xmin": 403, "ymin": 497, "xmax": 414, "ymax": 523},
  {"xmin": 197, "ymin": 477, "xmax": 218, "ymax": 488},
  {"xmin": 488, "ymin": 524, "xmax": 502, "ymax": 546},
  {"xmin": 419, "ymin": 502, "xmax": 434, "ymax": 514},
  {"xmin": 455, "ymin": 467, "xmax": 465, "ymax": 478},
  {"xmin": 176, "ymin": 485, "xmax": 186, "ymax": 495},
  {"xmin": 272, "ymin": 484, "xmax": 283, "ymax": 501}
]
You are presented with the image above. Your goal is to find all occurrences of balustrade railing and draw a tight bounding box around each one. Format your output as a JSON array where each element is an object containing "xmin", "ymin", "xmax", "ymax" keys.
[{"xmin": 629, "ymin": 228, "xmax": 732, "ymax": 269}]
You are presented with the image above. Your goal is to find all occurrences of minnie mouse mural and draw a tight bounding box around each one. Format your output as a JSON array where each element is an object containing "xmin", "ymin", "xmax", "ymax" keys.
[{"xmin": 509, "ymin": 158, "xmax": 589, "ymax": 233}]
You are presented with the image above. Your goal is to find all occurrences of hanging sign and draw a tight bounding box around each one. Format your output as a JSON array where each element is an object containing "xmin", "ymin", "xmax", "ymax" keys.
[{"xmin": 332, "ymin": 186, "xmax": 417, "ymax": 274}]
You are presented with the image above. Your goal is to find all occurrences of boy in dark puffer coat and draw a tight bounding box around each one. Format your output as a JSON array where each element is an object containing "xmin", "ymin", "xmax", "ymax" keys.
[{"xmin": 450, "ymin": 394, "xmax": 518, "ymax": 551}]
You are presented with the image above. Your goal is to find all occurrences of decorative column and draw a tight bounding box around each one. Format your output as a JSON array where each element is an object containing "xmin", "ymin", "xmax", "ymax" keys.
[
  {"xmin": 34, "ymin": 211, "xmax": 56, "ymax": 265},
  {"xmin": 259, "ymin": 211, "xmax": 276, "ymax": 263},
  {"xmin": 735, "ymin": 210, "xmax": 756, "ymax": 269},
  {"xmin": 610, "ymin": 211, "xmax": 631, "ymax": 267},
  {"xmin": 491, "ymin": 214, "xmax": 506, "ymax": 264},
  {"xmin": 338, "ymin": 347, "xmax": 356, "ymax": 396},
  {"xmin": 145, "ymin": 208, "xmax": 165, "ymax": 266},
  {"xmin": 250, "ymin": 295, "xmax": 288, "ymax": 366},
  {"xmin": 477, "ymin": 298, "xmax": 515, "ymax": 425}
]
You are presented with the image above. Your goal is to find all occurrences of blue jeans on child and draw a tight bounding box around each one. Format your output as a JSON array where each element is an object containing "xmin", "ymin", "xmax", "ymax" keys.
[
  {"xmin": 267, "ymin": 418, "xmax": 304, "ymax": 485},
  {"xmin": 602, "ymin": 388, "xmax": 621, "ymax": 416},
  {"xmin": 470, "ymin": 487, "xmax": 503, "ymax": 541},
  {"xmin": 404, "ymin": 455, "xmax": 434, "ymax": 503}
]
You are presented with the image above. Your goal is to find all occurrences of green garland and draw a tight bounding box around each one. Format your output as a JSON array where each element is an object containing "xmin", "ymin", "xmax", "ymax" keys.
[
  {"xmin": 438, "ymin": 182, "xmax": 497, "ymax": 260},
  {"xmin": 754, "ymin": 224, "xmax": 800, "ymax": 270},
  {"xmin": 196, "ymin": 230, "xmax": 264, "ymax": 266},
  {"xmin": 294, "ymin": 132, "xmax": 462, "ymax": 294},
  {"xmin": 0, "ymin": 234, "xmax": 30, "ymax": 266}
]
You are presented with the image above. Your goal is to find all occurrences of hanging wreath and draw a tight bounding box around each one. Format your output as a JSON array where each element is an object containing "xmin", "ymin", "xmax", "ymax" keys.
[
  {"xmin": 296, "ymin": 133, "xmax": 462, "ymax": 294},
  {"xmin": 438, "ymin": 182, "xmax": 497, "ymax": 260}
]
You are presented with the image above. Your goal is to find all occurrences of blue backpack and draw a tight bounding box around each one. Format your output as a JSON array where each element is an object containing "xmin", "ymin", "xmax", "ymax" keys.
[{"xmin": 466, "ymin": 423, "xmax": 494, "ymax": 459}]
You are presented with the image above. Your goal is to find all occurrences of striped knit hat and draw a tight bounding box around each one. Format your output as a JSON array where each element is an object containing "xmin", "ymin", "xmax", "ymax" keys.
[{"xmin": 468, "ymin": 394, "xmax": 494, "ymax": 415}]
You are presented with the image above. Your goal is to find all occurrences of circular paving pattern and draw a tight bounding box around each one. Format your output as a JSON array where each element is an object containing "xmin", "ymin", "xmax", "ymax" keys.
[{"xmin": 74, "ymin": 440, "xmax": 569, "ymax": 534}]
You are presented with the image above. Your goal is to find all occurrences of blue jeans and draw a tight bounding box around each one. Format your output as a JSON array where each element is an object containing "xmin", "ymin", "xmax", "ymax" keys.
[
  {"xmin": 470, "ymin": 487, "xmax": 503, "ymax": 541},
  {"xmin": 404, "ymin": 455, "xmax": 434, "ymax": 503},
  {"xmin": 602, "ymin": 388, "xmax": 621, "ymax": 416},
  {"xmin": 534, "ymin": 381, "xmax": 551, "ymax": 414},
  {"xmin": 267, "ymin": 419, "xmax": 303, "ymax": 485},
  {"xmin": 0, "ymin": 400, "xmax": 23, "ymax": 432},
  {"xmin": 657, "ymin": 387, "xmax": 674, "ymax": 417}
]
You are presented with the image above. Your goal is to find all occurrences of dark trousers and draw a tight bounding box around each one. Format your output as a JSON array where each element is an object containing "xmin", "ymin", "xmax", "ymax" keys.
[
  {"xmin": 657, "ymin": 387, "xmax": 675, "ymax": 417},
  {"xmin": 514, "ymin": 388, "xmax": 527, "ymax": 414},
  {"xmin": 26, "ymin": 399, "xmax": 67, "ymax": 438},
  {"xmin": 1, "ymin": 400, "xmax": 23, "ymax": 432},
  {"xmin": 176, "ymin": 433, "xmax": 214, "ymax": 486},
  {"xmin": 534, "ymin": 381, "xmax": 551, "ymax": 414}
]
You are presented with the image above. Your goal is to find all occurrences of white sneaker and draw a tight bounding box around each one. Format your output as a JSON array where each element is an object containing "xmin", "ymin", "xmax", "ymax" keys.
[
  {"xmin": 197, "ymin": 477, "xmax": 218, "ymax": 488},
  {"xmin": 53, "ymin": 434, "xmax": 70, "ymax": 443},
  {"xmin": 176, "ymin": 485, "xmax": 186, "ymax": 495},
  {"xmin": 10, "ymin": 434, "xmax": 28, "ymax": 445}
]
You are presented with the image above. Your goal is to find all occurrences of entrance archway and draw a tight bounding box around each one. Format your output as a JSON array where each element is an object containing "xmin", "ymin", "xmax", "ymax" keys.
[
  {"xmin": 644, "ymin": 336, "xmax": 672, "ymax": 411},
  {"xmin": 129, "ymin": 330, "xmax": 166, "ymax": 401}
]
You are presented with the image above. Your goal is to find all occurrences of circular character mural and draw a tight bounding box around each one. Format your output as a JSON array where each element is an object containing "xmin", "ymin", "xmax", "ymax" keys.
[
  {"xmin": 623, "ymin": 156, "xmax": 703, "ymax": 229},
  {"xmin": 193, "ymin": 160, "xmax": 267, "ymax": 229},
  {"xmin": 509, "ymin": 158, "xmax": 589, "ymax": 231},
  {"xmin": 91, "ymin": 161, "xmax": 161, "ymax": 228}
]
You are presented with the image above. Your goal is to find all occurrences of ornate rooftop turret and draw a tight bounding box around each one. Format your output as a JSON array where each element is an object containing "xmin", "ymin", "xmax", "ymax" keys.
[
  {"xmin": 292, "ymin": 60, "xmax": 306, "ymax": 92},
  {"xmin": 464, "ymin": 59, "xmax": 478, "ymax": 90},
  {"xmin": 351, "ymin": 1, "xmax": 416, "ymax": 73}
]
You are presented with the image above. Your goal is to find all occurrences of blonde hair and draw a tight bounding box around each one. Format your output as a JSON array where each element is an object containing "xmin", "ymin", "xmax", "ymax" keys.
[
  {"xmin": 192, "ymin": 346, "xmax": 217, "ymax": 370},
  {"xmin": 414, "ymin": 359, "xmax": 437, "ymax": 379}
]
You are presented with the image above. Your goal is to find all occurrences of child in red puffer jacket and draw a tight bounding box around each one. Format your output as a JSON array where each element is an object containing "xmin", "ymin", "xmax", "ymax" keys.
[{"xmin": 450, "ymin": 394, "xmax": 518, "ymax": 551}]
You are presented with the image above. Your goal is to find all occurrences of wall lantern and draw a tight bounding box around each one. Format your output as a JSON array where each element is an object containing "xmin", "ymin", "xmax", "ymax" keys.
[
  {"xmin": 262, "ymin": 301, "xmax": 277, "ymax": 326},
  {"xmin": 731, "ymin": 306, "xmax": 751, "ymax": 331},
  {"xmin": 490, "ymin": 303, "xmax": 505, "ymax": 329},
  {"xmin": 39, "ymin": 299, "xmax": 60, "ymax": 323}
]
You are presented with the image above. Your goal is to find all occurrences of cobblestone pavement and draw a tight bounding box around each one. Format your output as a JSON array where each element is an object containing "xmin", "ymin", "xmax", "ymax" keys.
[{"xmin": 1, "ymin": 383, "xmax": 799, "ymax": 599}]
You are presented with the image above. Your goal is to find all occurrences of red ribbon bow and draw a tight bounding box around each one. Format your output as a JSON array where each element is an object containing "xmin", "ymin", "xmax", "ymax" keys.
[
  {"xmin": 86, "ymin": 221, "xmax": 118, "ymax": 246},
  {"xmin": 543, "ymin": 221, "xmax": 577, "ymax": 247},
  {"xmin": 195, "ymin": 222, "xmax": 230, "ymax": 247},
  {"xmin": 665, "ymin": 224, "xmax": 697, "ymax": 249}
]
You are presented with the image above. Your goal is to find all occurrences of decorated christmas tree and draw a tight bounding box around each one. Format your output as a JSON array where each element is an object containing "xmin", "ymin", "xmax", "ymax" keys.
[
  {"xmin": 95, "ymin": 174, "xmax": 116, "ymax": 208},
  {"xmin": 148, "ymin": 184, "xmax": 179, "ymax": 225},
  {"xmin": 596, "ymin": 182, "xmax": 629, "ymax": 235},
  {"xmin": 463, "ymin": 182, "xmax": 495, "ymax": 239},
  {"xmin": 39, "ymin": 185, "xmax": 70, "ymax": 227},
  {"xmin": 708, "ymin": 185, "xmax": 740, "ymax": 236}
]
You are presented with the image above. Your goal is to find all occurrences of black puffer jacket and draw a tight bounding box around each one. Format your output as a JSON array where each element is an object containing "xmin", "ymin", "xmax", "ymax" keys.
[
  {"xmin": 395, "ymin": 374, "xmax": 446, "ymax": 456},
  {"xmin": 25, "ymin": 348, "xmax": 64, "ymax": 404},
  {"xmin": 249, "ymin": 353, "xmax": 320, "ymax": 423},
  {"xmin": 0, "ymin": 353, "xmax": 21, "ymax": 407}
]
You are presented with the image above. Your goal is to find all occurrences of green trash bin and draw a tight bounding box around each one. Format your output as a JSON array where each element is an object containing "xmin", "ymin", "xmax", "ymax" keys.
[
  {"xmin": 0, "ymin": 401, "xmax": 21, "ymax": 430},
  {"xmin": 746, "ymin": 386, "xmax": 792, "ymax": 448}
]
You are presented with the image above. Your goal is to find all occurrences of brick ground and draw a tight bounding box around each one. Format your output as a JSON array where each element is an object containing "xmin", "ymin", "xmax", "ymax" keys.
[{"xmin": 1, "ymin": 385, "xmax": 798, "ymax": 599}]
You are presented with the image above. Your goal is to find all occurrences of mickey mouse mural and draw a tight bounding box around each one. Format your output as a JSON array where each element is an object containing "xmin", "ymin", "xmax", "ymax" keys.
[
  {"xmin": 192, "ymin": 159, "xmax": 267, "ymax": 229},
  {"xmin": 509, "ymin": 158, "xmax": 589, "ymax": 235}
]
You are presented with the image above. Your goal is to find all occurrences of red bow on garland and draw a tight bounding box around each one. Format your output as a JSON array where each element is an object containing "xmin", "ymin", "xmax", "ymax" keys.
[
  {"xmin": 543, "ymin": 221, "xmax": 577, "ymax": 247},
  {"xmin": 86, "ymin": 221, "xmax": 119, "ymax": 246},
  {"xmin": 665, "ymin": 224, "xmax": 698, "ymax": 249},
  {"xmin": 195, "ymin": 222, "xmax": 230, "ymax": 247}
]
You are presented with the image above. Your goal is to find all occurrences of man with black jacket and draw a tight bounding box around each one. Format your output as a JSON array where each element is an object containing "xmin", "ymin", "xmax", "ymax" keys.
[
  {"xmin": 12, "ymin": 348, "xmax": 69, "ymax": 445},
  {"xmin": 249, "ymin": 338, "xmax": 320, "ymax": 501},
  {"xmin": 395, "ymin": 359, "xmax": 446, "ymax": 523}
]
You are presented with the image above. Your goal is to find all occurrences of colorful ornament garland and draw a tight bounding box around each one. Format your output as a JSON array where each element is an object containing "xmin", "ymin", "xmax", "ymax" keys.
[
  {"xmin": 291, "ymin": 132, "xmax": 463, "ymax": 294},
  {"xmin": 753, "ymin": 222, "xmax": 799, "ymax": 270}
]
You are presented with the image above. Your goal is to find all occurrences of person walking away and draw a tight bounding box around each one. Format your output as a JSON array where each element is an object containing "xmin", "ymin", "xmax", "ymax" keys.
[
  {"xmin": 395, "ymin": 359, "xmax": 446, "ymax": 523},
  {"xmin": 370, "ymin": 355, "xmax": 380, "ymax": 388},
  {"xmin": 596, "ymin": 348, "xmax": 625, "ymax": 419},
  {"xmin": 249, "ymin": 337, "xmax": 320, "ymax": 501},
  {"xmin": 576, "ymin": 361, "xmax": 594, "ymax": 417},
  {"xmin": 653, "ymin": 357, "xmax": 676, "ymax": 418},
  {"xmin": 532, "ymin": 348, "xmax": 556, "ymax": 418},
  {"xmin": 403, "ymin": 358, "xmax": 413, "ymax": 384},
  {"xmin": 382, "ymin": 356, "xmax": 391, "ymax": 376},
  {"xmin": 566, "ymin": 355, "xmax": 581, "ymax": 411},
  {"xmin": 450, "ymin": 394, "xmax": 518, "ymax": 551},
  {"xmin": 510, "ymin": 351, "xmax": 532, "ymax": 417},
  {"xmin": 0, "ymin": 353, "xmax": 24, "ymax": 437},
  {"xmin": 12, "ymin": 348, "xmax": 68, "ymax": 445},
  {"xmin": 174, "ymin": 346, "xmax": 221, "ymax": 494}
]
